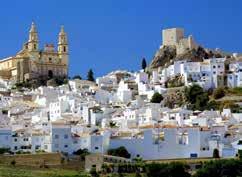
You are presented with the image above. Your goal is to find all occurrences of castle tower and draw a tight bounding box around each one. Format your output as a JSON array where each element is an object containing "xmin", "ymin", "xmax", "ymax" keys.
[
  {"xmin": 188, "ymin": 35, "xmax": 197, "ymax": 50},
  {"xmin": 58, "ymin": 26, "xmax": 68, "ymax": 67},
  {"xmin": 162, "ymin": 28, "xmax": 184, "ymax": 46},
  {"xmin": 28, "ymin": 22, "xmax": 39, "ymax": 51}
]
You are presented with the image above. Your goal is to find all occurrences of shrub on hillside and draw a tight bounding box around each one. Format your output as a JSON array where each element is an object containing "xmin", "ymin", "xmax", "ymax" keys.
[
  {"xmin": 166, "ymin": 75, "xmax": 184, "ymax": 88},
  {"xmin": 185, "ymin": 84, "xmax": 209, "ymax": 111},
  {"xmin": 73, "ymin": 148, "xmax": 90, "ymax": 160},
  {"xmin": 185, "ymin": 84, "xmax": 204, "ymax": 104},
  {"xmin": 164, "ymin": 90, "xmax": 184, "ymax": 109},
  {"xmin": 145, "ymin": 162, "xmax": 190, "ymax": 177},
  {"xmin": 219, "ymin": 101, "xmax": 241, "ymax": 113},
  {"xmin": 232, "ymin": 87, "xmax": 242, "ymax": 94},
  {"xmin": 72, "ymin": 75, "xmax": 82, "ymax": 80},
  {"xmin": 0, "ymin": 148, "xmax": 11, "ymax": 154},
  {"xmin": 47, "ymin": 77, "xmax": 68, "ymax": 87},
  {"xmin": 150, "ymin": 92, "xmax": 163, "ymax": 103},
  {"xmin": 108, "ymin": 146, "xmax": 131, "ymax": 159},
  {"xmin": 194, "ymin": 159, "xmax": 242, "ymax": 177},
  {"xmin": 213, "ymin": 87, "xmax": 225, "ymax": 99}
]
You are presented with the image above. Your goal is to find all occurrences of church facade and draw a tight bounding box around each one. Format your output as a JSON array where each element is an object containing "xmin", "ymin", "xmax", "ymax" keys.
[{"xmin": 0, "ymin": 22, "xmax": 69, "ymax": 83}]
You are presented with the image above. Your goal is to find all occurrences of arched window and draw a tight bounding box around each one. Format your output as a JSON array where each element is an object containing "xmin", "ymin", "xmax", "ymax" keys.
[{"xmin": 63, "ymin": 46, "xmax": 66, "ymax": 52}]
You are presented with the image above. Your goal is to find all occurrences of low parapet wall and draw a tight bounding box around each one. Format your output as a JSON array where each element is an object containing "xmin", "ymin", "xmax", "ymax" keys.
[{"xmin": 0, "ymin": 153, "xmax": 62, "ymax": 167}]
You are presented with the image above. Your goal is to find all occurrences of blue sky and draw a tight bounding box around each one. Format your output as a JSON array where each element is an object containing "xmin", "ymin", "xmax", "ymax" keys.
[{"xmin": 0, "ymin": 0, "xmax": 242, "ymax": 78}]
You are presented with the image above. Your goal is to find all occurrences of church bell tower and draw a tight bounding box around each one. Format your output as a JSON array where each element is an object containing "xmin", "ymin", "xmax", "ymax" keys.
[
  {"xmin": 58, "ymin": 25, "xmax": 69, "ymax": 66},
  {"xmin": 27, "ymin": 22, "xmax": 39, "ymax": 52}
]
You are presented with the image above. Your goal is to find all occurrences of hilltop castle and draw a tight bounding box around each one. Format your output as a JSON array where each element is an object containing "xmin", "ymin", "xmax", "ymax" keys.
[
  {"xmin": 162, "ymin": 28, "xmax": 197, "ymax": 54},
  {"xmin": 0, "ymin": 22, "xmax": 69, "ymax": 83}
]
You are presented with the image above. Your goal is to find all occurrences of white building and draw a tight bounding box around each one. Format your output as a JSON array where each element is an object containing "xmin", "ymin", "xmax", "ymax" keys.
[
  {"xmin": 110, "ymin": 128, "xmax": 223, "ymax": 160},
  {"xmin": 0, "ymin": 128, "xmax": 12, "ymax": 149}
]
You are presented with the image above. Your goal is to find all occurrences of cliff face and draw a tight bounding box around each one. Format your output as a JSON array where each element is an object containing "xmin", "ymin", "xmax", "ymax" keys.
[
  {"xmin": 149, "ymin": 45, "xmax": 176, "ymax": 69},
  {"xmin": 149, "ymin": 45, "xmax": 224, "ymax": 70}
]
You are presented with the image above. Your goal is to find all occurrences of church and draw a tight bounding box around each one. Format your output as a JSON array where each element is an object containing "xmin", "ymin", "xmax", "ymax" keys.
[{"xmin": 0, "ymin": 22, "xmax": 69, "ymax": 83}]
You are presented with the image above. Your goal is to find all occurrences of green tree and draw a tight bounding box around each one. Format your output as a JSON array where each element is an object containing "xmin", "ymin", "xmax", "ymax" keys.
[
  {"xmin": 0, "ymin": 148, "xmax": 10, "ymax": 154},
  {"xmin": 73, "ymin": 148, "xmax": 90, "ymax": 160},
  {"xmin": 150, "ymin": 92, "xmax": 163, "ymax": 103},
  {"xmin": 185, "ymin": 84, "xmax": 204, "ymax": 104},
  {"xmin": 141, "ymin": 58, "xmax": 147, "ymax": 70},
  {"xmin": 194, "ymin": 93, "xmax": 209, "ymax": 111},
  {"xmin": 206, "ymin": 100, "xmax": 219, "ymax": 110},
  {"xmin": 145, "ymin": 162, "xmax": 190, "ymax": 177},
  {"xmin": 194, "ymin": 159, "xmax": 242, "ymax": 177},
  {"xmin": 108, "ymin": 146, "xmax": 131, "ymax": 159},
  {"xmin": 87, "ymin": 69, "xmax": 95, "ymax": 82},
  {"xmin": 213, "ymin": 87, "xmax": 225, "ymax": 99},
  {"xmin": 185, "ymin": 85, "xmax": 209, "ymax": 111},
  {"xmin": 72, "ymin": 75, "xmax": 82, "ymax": 80}
]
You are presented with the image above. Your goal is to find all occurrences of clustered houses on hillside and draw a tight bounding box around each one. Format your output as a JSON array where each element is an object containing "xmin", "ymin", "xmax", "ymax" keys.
[
  {"xmin": 2, "ymin": 27, "xmax": 242, "ymax": 161},
  {"xmin": 154, "ymin": 57, "xmax": 242, "ymax": 90},
  {"xmin": 0, "ymin": 69, "xmax": 242, "ymax": 160}
]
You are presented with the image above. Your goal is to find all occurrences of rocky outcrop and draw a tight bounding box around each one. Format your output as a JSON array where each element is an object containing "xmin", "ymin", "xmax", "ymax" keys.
[
  {"xmin": 149, "ymin": 45, "xmax": 224, "ymax": 70},
  {"xmin": 149, "ymin": 45, "xmax": 176, "ymax": 69}
]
